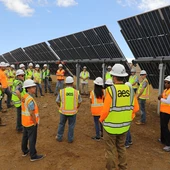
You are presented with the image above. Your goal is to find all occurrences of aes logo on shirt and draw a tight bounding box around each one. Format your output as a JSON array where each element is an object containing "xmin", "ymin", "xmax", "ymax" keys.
[
  {"xmin": 117, "ymin": 90, "xmax": 130, "ymax": 97},
  {"xmin": 66, "ymin": 93, "xmax": 73, "ymax": 96}
]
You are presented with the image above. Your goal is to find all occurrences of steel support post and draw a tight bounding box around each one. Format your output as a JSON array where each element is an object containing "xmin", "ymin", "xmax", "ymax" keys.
[
  {"xmin": 76, "ymin": 63, "xmax": 80, "ymax": 90},
  {"xmin": 102, "ymin": 63, "xmax": 106, "ymax": 87}
]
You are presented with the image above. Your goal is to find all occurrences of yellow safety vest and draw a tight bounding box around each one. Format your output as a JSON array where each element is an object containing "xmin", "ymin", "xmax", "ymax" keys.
[
  {"xmin": 103, "ymin": 84, "xmax": 134, "ymax": 135},
  {"xmin": 0, "ymin": 88, "xmax": 2, "ymax": 100},
  {"xmin": 59, "ymin": 87, "xmax": 79, "ymax": 115},
  {"xmin": 33, "ymin": 70, "xmax": 42, "ymax": 84},
  {"xmin": 26, "ymin": 69, "xmax": 33, "ymax": 80},
  {"xmin": 80, "ymin": 71, "xmax": 89, "ymax": 83},
  {"xmin": 105, "ymin": 72, "xmax": 112, "ymax": 81},
  {"xmin": 137, "ymin": 78, "xmax": 149, "ymax": 99},
  {"xmin": 129, "ymin": 75, "xmax": 138, "ymax": 89}
]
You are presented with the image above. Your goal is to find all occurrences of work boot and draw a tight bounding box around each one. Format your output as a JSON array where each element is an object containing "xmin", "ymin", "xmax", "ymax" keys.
[{"xmin": 0, "ymin": 117, "xmax": 6, "ymax": 126}]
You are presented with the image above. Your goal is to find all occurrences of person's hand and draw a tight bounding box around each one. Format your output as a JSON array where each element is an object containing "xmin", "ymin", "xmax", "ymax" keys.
[
  {"xmin": 21, "ymin": 97, "xmax": 25, "ymax": 103},
  {"xmin": 158, "ymin": 94, "xmax": 162, "ymax": 100}
]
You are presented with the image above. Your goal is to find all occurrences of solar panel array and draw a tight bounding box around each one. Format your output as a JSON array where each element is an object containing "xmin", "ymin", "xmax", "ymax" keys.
[
  {"xmin": 2, "ymin": 52, "xmax": 16, "ymax": 63},
  {"xmin": 118, "ymin": 5, "xmax": 170, "ymax": 89},
  {"xmin": 0, "ymin": 55, "xmax": 7, "ymax": 62}
]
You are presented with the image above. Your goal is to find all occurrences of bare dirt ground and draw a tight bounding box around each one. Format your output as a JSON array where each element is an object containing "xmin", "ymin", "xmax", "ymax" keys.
[{"xmin": 0, "ymin": 82, "xmax": 170, "ymax": 170}]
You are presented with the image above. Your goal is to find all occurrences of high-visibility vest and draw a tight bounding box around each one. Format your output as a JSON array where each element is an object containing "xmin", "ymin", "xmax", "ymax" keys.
[
  {"xmin": 80, "ymin": 71, "xmax": 89, "ymax": 83},
  {"xmin": 103, "ymin": 84, "xmax": 134, "ymax": 135},
  {"xmin": 56, "ymin": 69, "xmax": 65, "ymax": 80},
  {"xmin": 0, "ymin": 69, "xmax": 8, "ymax": 88},
  {"xmin": 105, "ymin": 72, "xmax": 112, "ymax": 81},
  {"xmin": 129, "ymin": 75, "xmax": 138, "ymax": 89},
  {"xmin": 5, "ymin": 69, "xmax": 14, "ymax": 87},
  {"xmin": 137, "ymin": 78, "xmax": 149, "ymax": 99},
  {"xmin": 90, "ymin": 90, "xmax": 104, "ymax": 116},
  {"xmin": 59, "ymin": 87, "xmax": 79, "ymax": 115},
  {"xmin": 42, "ymin": 69, "xmax": 50, "ymax": 79},
  {"xmin": 0, "ymin": 88, "xmax": 2, "ymax": 100},
  {"xmin": 33, "ymin": 70, "xmax": 42, "ymax": 84},
  {"xmin": 160, "ymin": 88, "xmax": 170, "ymax": 114},
  {"xmin": 12, "ymin": 79, "xmax": 25, "ymax": 107},
  {"xmin": 25, "ymin": 69, "xmax": 34, "ymax": 80},
  {"xmin": 22, "ymin": 93, "xmax": 39, "ymax": 127}
]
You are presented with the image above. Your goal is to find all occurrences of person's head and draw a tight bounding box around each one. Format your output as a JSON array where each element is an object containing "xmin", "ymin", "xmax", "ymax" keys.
[
  {"xmin": 28, "ymin": 63, "xmax": 33, "ymax": 69},
  {"xmin": 65, "ymin": 76, "xmax": 74, "ymax": 86},
  {"xmin": 11, "ymin": 64, "xmax": 15, "ymax": 70},
  {"xmin": 164, "ymin": 76, "xmax": 170, "ymax": 89},
  {"xmin": 140, "ymin": 70, "xmax": 147, "ymax": 80},
  {"xmin": 19, "ymin": 64, "xmax": 25, "ymax": 71},
  {"xmin": 110, "ymin": 64, "xmax": 128, "ymax": 84},
  {"xmin": 16, "ymin": 69, "xmax": 25, "ymax": 81},
  {"xmin": 58, "ymin": 64, "xmax": 63, "ymax": 70},
  {"xmin": 23, "ymin": 79, "xmax": 36, "ymax": 94},
  {"xmin": 6, "ymin": 63, "xmax": 10, "ymax": 70},
  {"xmin": 107, "ymin": 66, "xmax": 112, "ymax": 72},
  {"xmin": 35, "ymin": 64, "xmax": 40, "ymax": 71},
  {"xmin": 93, "ymin": 77, "xmax": 104, "ymax": 98},
  {"xmin": 0, "ymin": 62, "xmax": 7, "ymax": 71},
  {"xmin": 83, "ymin": 66, "xmax": 87, "ymax": 71},
  {"xmin": 43, "ymin": 64, "xmax": 47, "ymax": 69},
  {"xmin": 105, "ymin": 79, "xmax": 113, "ymax": 88},
  {"xmin": 131, "ymin": 68, "xmax": 136, "ymax": 75}
]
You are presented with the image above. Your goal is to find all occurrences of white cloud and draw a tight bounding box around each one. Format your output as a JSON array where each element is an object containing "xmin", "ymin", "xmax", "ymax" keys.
[
  {"xmin": 56, "ymin": 0, "xmax": 78, "ymax": 7},
  {"xmin": 38, "ymin": 0, "xmax": 48, "ymax": 6},
  {"xmin": 116, "ymin": 0, "xmax": 170, "ymax": 11},
  {"xmin": 0, "ymin": 0, "xmax": 34, "ymax": 17}
]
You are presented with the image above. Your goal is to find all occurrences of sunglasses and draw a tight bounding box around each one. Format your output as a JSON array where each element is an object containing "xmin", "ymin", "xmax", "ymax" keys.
[
  {"xmin": 164, "ymin": 81, "xmax": 170, "ymax": 84},
  {"xmin": 20, "ymin": 75, "xmax": 24, "ymax": 77},
  {"xmin": 140, "ymin": 74, "xmax": 146, "ymax": 76}
]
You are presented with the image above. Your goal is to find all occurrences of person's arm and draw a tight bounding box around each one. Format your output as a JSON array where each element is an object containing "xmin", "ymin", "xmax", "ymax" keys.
[
  {"xmin": 160, "ymin": 94, "xmax": 170, "ymax": 104},
  {"xmin": 137, "ymin": 81, "xmax": 147, "ymax": 99},
  {"xmin": 56, "ymin": 93, "xmax": 61, "ymax": 107},
  {"xmin": 28, "ymin": 101, "xmax": 36, "ymax": 126},
  {"xmin": 77, "ymin": 93, "xmax": 82, "ymax": 108}
]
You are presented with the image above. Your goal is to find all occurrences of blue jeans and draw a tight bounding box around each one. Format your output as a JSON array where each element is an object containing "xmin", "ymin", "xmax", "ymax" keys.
[
  {"xmin": 57, "ymin": 114, "xmax": 76, "ymax": 142},
  {"xmin": 125, "ymin": 130, "xmax": 132, "ymax": 146},
  {"xmin": 16, "ymin": 106, "xmax": 23, "ymax": 131},
  {"xmin": 43, "ymin": 78, "xmax": 52, "ymax": 93},
  {"xmin": 138, "ymin": 99, "xmax": 146, "ymax": 123},
  {"xmin": 4, "ymin": 88, "xmax": 12, "ymax": 107},
  {"xmin": 93, "ymin": 116, "xmax": 103, "ymax": 138},
  {"xmin": 55, "ymin": 80, "xmax": 64, "ymax": 94},
  {"xmin": 36, "ymin": 83, "xmax": 43, "ymax": 96}
]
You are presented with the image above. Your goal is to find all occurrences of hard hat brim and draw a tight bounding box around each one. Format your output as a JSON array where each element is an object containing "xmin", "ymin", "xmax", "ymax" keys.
[
  {"xmin": 23, "ymin": 84, "xmax": 36, "ymax": 88},
  {"xmin": 110, "ymin": 71, "xmax": 128, "ymax": 77}
]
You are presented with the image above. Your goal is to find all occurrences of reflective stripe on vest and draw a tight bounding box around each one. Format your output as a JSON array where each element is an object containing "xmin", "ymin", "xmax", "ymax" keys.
[
  {"xmin": 59, "ymin": 87, "xmax": 78, "ymax": 115},
  {"xmin": 91, "ymin": 91, "xmax": 104, "ymax": 107},
  {"xmin": 42, "ymin": 69, "xmax": 50, "ymax": 79},
  {"xmin": 103, "ymin": 84, "xmax": 134, "ymax": 134},
  {"xmin": 138, "ymin": 78, "xmax": 149, "ymax": 99},
  {"xmin": 80, "ymin": 71, "xmax": 89, "ymax": 83},
  {"xmin": 129, "ymin": 75, "xmax": 138, "ymax": 89}
]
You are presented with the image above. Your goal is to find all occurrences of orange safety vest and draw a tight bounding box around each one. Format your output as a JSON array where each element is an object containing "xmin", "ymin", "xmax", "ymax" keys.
[
  {"xmin": 90, "ymin": 90, "xmax": 105, "ymax": 116},
  {"xmin": 21, "ymin": 93, "xmax": 39, "ymax": 127},
  {"xmin": 0, "ymin": 69, "xmax": 8, "ymax": 88},
  {"xmin": 56, "ymin": 69, "xmax": 65, "ymax": 80},
  {"xmin": 160, "ymin": 88, "xmax": 170, "ymax": 114}
]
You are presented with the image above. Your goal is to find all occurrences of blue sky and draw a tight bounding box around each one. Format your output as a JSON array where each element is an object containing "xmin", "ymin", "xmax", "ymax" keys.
[{"xmin": 0, "ymin": 0, "xmax": 170, "ymax": 61}]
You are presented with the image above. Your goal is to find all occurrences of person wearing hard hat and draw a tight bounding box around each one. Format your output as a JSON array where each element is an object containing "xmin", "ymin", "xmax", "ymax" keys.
[
  {"xmin": 42, "ymin": 64, "xmax": 53, "ymax": 93},
  {"xmin": 128, "ymin": 68, "xmax": 139, "ymax": 93},
  {"xmin": 105, "ymin": 66, "xmax": 112, "ymax": 81},
  {"xmin": 21, "ymin": 79, "xmax": 45, "ymax": 161},
  {"xmin": 136, "ymin": 70, "xmax": 149, "ymax": 125},
  {"xmin": 10, "ymin": 64, "xmax": 16, "ymax": 84},
  {"xmin": 104, "ymin": 79, "xmax": 113, "ymax": 89},
  {"xmin": 158, "ymin": 76, "xmax": 170, "ymax": 152},
  {"xmin": 25, "ymin": 63, "xmax": 34, "ymax": 80},
  {"xmin": 80, "ymin": 66, "xmax": 90, "ymax": 95},
  {"xmin": 11, "ymin": 69, "xmax": 25, "ymax": 132},
  {"xmin": 56, "ymin": 76, "xmax": 82, "ymax": 143},
  {"xmin": 19, "ymin": 64, "xmax": 25, "ymax": 71},
  {"xmin": 90, "ymin": 77, "xmax": 105, "ymax": 141},
  {"xmin": 55, "ymin": 64, "xmax": 65, "ymax": 96},
  {"xmin": 0, "ymin": 62, "xmax": 12, "ymax": 108},
  {"xmin": 99, "ymin": 64, "xmax": 139, "ymax": 170},
  {"xmin": 33, "ymin": 64, "xmax": 44, "ymax": 97}
]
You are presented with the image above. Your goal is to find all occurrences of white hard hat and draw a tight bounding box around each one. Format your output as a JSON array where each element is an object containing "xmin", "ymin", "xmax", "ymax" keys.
[
  {"xmin": 35, "ymin": 64, "xmax": 40, "ymax": 68},
  {"xmin": 65, "ymin": 76, "xmax": 74, "ymax": 84},
  {"xmin": 131, "ymin": 68, "xmax": 136, "ymax": 73},
  {"xmin": 107, "ymin": 66, "xmax": 112, "ymax": 69},
  {"xmin": 43, "ymin": 64, "xmax": 47, "ymax": 67},
  {"xmin": 19, "ymin": 64, "xmax": 25, "ymax": 68},
  {"xmin": 94, "ymin": 77, "xmax": 103, "ymax": 86},
  {"xmin": 125, "ymin": 82, "xmax": 132, "ymax": 88},
  {"xmin": 11, "ymin": 64, "xmax": 15, "ymax": 68},
  {"xmin": 6, "ymin": 63, "xmax": 10, "ymax": 67},
  {"xmin": 140, "ymin": 70, "xmax": 147, "ymax": 75},
  {"xmin": 164, "ymin": 76, "xmax": 170, "ymax": 82},
  {"xmin": 16, "ymin": 69, "xmax": 25, "ymax": 76},
  {"xmin": 110, "ymin": 64, "xmax": 128, "ymax": 77},
  {"xmin": 105, "ymin": 79, "xmax": 113, "ymax": 85},
  {"xmin": 59, "ymin": 64, "xmax": 63, "ymax": 67},
  {"xmin": 28, "ymin": 63, "xmax": 33, "ymax": 67},
  {"xmin": 23, "ymin": 79, "xmax": 36, "ymax": 88},
  {"xmin": 0, "ymin": 62, "xmax": 7, "ymax": 67},
  {"xmin": 83, "ymin": 66, "xmax": 87, "ymax": 69}
]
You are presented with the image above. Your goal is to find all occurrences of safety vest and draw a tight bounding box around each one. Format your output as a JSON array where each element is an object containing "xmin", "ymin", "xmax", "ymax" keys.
[
  {"xmin": 22, "ymin": 93, "xmax": 39, "ymax": 127},
  {"xmin": 42, "ymin": 69, "xmax": 50, "ymax": 79},
  {"xmin": 160, "ymin": 88, "xmax": 170, "ymax": 114},
  {"xmin": 33, "ymin": 70, "xmax": 42, "ymax": 84},
  {"xmin": 56, "ymin": 69, "xmax": 65, "ymax": 80},
  {"xmin": 5, "ymin": 69, "xmax": 14, "ymax": 87},
  {"xmin": 90, "ymin": 90, "xmax": 104, "ymax": 116},
  {"xmin": 105, "ymin": 72, "xmax": 112, "ymax": 81},
  {"xmin": 80, "ymin": 71, "xmax": 89, "ymax": 83},
  {"xmin": 25, "ymin": 69, "xmax": 33, "ymax": 80},
  {"xmin": 103, "ymin": 84, "xmax": 134, "ymax": 135},
  {"xmin": 0, "ymin": 87, "xmax": 2, "ymax": 100},
  {"xmin": 12, "ymin": 79, "xmax": 25, "ymax": 107},
  {"xmin": 137, "ymin": 78, "xmax": 149, "ymax": 99},
  {"xmin": 0, "ymin": 69, "xmax": 8, "ymax": 88},
  {"xmin": 129, "ymin": 75, "xmax": 138, "ymax": 89},
  {"xmin": 59, "ymin": 87, "xmax": 79, "ymax": 115}
]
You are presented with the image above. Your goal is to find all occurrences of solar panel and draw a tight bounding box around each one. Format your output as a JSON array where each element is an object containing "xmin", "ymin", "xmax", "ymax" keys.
[
  {"xmin": 10, "ymin": 48, "xmax": 31, "ymax": 63},
  {"xmin": 0, "ymin": 55, "xmax": 7, "ymax": 62},
  {"xmin": 2, "ymin": 52, "xmax": 16, "ymax": 63},
  {"xmin": 23, "ymin": 42, "xmax": 58, "ymax": 63}
]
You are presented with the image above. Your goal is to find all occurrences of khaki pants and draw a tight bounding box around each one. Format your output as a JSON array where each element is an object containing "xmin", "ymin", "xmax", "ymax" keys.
[
  {"xmin": 104, "ymin": 129, "xmax": 127, "ymax": 170},
  {"xmin": 81, "ymin": 83, "xmax": 88, "ymax": 94}
]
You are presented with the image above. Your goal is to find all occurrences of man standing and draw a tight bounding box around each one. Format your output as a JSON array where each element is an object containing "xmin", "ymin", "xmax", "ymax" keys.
[
  {"xmin": 21, "ymin": 79, "xmax": 45, "ymax": 161},
  {"xmin": 100, "ymin": 64, "xmax": 138, "ymax": 170},
  {"xmin": 55, "ymin": 64, "xmax": 65, "ymax": 96},
  {"xmin": 25, "ymin": 63, "xmax": 34, "ymax": 80},
  {"xmin": 42, "ymin": 64, "xmax": 53, "ymax": 93},
  {"xmin": 80, "ymin": 66, "xmax": 90, "ymax": 95},
  {"xmin": 136, "ymin": 70, "xmax": 149, "ymax": 125},
  {"xmin": 105, "ymin": 65, "xmax": 112, "ymax": 81},
  {"xmin": 56, "ymin": 76, "xmax": 82, "ymax": 143}
]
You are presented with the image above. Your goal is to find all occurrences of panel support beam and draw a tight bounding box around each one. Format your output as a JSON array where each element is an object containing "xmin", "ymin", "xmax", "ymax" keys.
[
  {"xmin": 76, "ymin": 63, "xmax": 80, "ymax": 90},
  {"xmin": 102, "ymin": 63, "xmax": 106, "ymax": 87}
]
